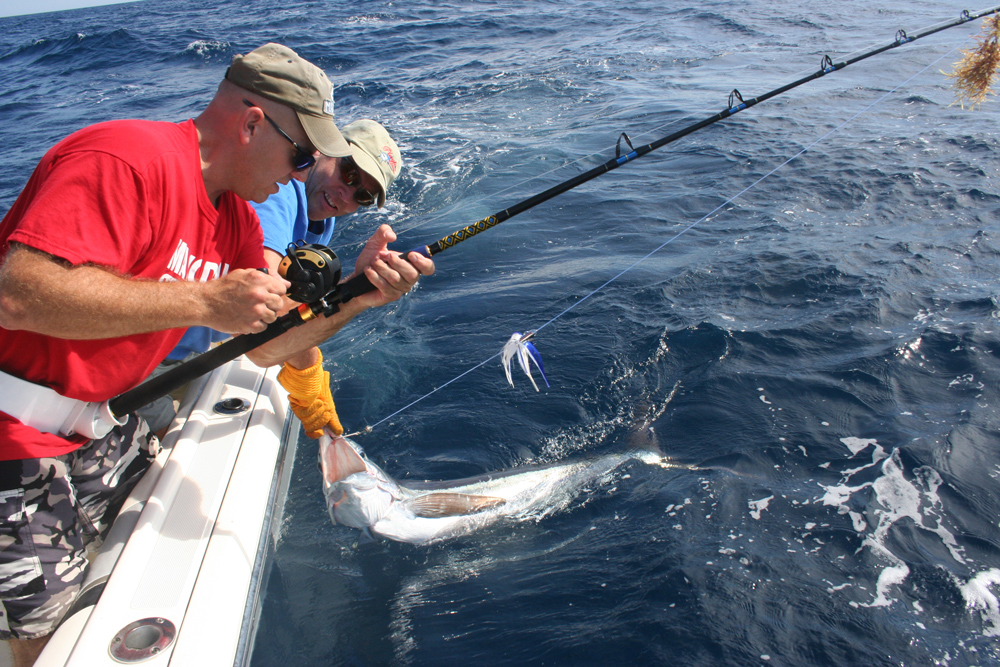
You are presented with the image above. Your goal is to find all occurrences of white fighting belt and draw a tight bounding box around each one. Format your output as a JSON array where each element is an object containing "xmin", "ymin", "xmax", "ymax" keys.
[{"xmin": 0, "ymin": 369, "xmax": 126, "ymax": 440}]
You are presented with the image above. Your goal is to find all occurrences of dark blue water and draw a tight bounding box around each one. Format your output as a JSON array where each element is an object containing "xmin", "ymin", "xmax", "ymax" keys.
[{"xmin": 4, "ymin": 1, "xmax": 1000, "ymax": 665}]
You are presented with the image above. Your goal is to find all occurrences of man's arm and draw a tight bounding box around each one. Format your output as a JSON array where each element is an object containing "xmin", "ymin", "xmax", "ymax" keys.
[
  {"xmin": 246, "ymin": 225, "xmax": 435, "ymax": 367},
  {"xmin": 0, "ymin": 243, "xmax": 290, "ymax": 339}
]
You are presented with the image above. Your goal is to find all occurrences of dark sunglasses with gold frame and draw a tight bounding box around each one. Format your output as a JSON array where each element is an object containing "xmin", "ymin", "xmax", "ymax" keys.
[
  {"xmin": 338, "ymin": 157, "xmax": 378, "ymax": 207},
  {"xmin": 242, "ymin": 99, "xmax": 316, "ymax": 171}
]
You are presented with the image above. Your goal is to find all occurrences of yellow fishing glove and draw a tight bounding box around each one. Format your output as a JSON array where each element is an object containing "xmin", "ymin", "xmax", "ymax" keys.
[{"xmin": 276, "ymin": 350, "xmax": 343, "ymax": 438}]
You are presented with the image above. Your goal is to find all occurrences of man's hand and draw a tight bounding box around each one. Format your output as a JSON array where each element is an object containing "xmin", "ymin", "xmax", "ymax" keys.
[
  {"xmin": 200, "ymin": 269, "xmax": 290, "ymax": 334},
  {"xmin": 0, "ymin": 244, "xmax": 290, "ymax": 340},
  {"xmin": 350, "ymin": 224, "xmax": 435, "ymax": 309},
  {"xmin": 245, "ymin": 225, "xmax": 434, "ymax": 368}
]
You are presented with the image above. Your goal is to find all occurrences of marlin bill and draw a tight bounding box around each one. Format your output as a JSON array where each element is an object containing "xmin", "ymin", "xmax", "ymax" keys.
[{"xmin": 319, "ymin": 432, "xmax": 687, "ymax": 544}]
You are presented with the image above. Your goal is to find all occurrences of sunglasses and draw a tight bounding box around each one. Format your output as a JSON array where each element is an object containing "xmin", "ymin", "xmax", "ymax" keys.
[
  {"xmin": 339, "ymin": 158, "xmax": 378, "ymax": 207},
  {"xmin": 243, "ymin": 99, "xmax": 316, "ymax": 171}
]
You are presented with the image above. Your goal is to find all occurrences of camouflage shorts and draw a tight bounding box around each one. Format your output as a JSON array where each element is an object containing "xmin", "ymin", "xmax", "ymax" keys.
[{"xmin": 0, "ymin": 416, "xmax": 158, "ymax": 640}]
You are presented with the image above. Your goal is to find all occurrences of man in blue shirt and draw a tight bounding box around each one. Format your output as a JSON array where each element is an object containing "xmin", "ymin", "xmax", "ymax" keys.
[{"xmin": 141, "ymin": 120, "xmax": 432, "ymax": 436}]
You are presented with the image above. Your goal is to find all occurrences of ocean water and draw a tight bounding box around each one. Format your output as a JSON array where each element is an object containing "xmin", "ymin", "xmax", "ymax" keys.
[{"xmin": 3, "ymin": 0, "xmax": 1000, "ymax": 665}]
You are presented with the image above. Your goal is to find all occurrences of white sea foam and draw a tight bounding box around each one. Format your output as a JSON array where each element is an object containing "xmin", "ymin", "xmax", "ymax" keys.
[
  {"xmin": 871, "ymin": 452, "xmax": 964, "ymax": 565},
  {"xmin": 183, "ymin": 40, "xmax": 229, "ymax": 58},
  {"xmin": 819, "ymin": 439, "xmax": 968, "ymax": 616},
  {"xmin": 819, "ymin": 482, "xmax": 869, "ymax": 507},
  {"xmin": 960, "ymin": 569, "xmax": 1000, "ymax": 636},
  {"xmin": 864, "ymin": 563, "xmax": 910, "ymax": 608},
  {"xmin": 840, "ymin": 436, "xmax": 876, "ymax": 456},
  {"xmin": 749, "ymin": 496, "xmax": 773, "ymax": 520}
]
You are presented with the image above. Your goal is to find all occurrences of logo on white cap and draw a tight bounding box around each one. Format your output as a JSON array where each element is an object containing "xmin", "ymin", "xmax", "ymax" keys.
[{"xmin": 380, "ymin": 147, "xmax": 398, "ymax": 173}]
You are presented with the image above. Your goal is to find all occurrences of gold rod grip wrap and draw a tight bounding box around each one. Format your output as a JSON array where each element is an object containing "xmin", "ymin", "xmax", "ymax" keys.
[
  {"xmin": 437, "ymin": 215, "xmax": 499, "ymax": 250},
  {"xmin": 276, "ymin": 350, "xmax": 344, "ymax": 437}
]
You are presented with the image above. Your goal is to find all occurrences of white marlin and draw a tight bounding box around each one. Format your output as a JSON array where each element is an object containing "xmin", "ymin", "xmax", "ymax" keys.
[{"xmin": 318, "ymin": 431, "xmax": 686, "ymax": 544}]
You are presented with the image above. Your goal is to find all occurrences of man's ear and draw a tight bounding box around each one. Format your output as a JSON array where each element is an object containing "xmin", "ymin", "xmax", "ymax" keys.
[{"xmin": 239, "ymin": 106, "xmax": 262, "ymax": 146}]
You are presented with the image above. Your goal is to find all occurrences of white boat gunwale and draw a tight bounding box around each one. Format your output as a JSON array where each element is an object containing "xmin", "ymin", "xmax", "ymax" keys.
[{"xmin": 31, "ymin": 356, "xmax": 298, "ymax": 667}]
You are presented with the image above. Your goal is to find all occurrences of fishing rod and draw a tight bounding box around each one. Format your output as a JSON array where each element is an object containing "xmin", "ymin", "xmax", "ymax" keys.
[
  {"xmin": 101, "ymin": 6, "xmax": 999, "ymax": 434},
  {"xmin": 407, "ymin": 6, "xmax": 1000, "ymax": 258}
]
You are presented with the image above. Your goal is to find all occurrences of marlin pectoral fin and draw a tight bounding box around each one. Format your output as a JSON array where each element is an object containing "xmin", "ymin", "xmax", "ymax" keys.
[{"xmin": 404, "ymin": 493, "xmax": 507, "ymax": 518}]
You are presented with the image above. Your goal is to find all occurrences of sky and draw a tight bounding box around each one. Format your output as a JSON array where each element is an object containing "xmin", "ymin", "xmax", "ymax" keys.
[{"xmin": 0, "ymin": 0, "xmax": 142, "ymax": 18}]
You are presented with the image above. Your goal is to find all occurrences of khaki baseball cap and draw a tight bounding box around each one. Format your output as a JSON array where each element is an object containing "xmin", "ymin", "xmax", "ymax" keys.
[
  {"xmin": 342, "ymin": 120, "xmax": 402, "ymax": 209},
  {"xmin": 226, "ymin": 43, "xmax": 350, "ymax": 158}
]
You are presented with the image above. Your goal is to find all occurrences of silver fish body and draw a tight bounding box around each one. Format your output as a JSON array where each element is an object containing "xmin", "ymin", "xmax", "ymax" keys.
[{"xmin": 319, "ymin": 433, "xmax": 675, "ymax": 544}]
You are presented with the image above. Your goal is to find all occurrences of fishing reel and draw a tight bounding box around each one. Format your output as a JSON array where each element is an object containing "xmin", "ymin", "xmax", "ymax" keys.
[{"xmin": 278, "ymin": 241, "xmax": 342, "ymax": 304}]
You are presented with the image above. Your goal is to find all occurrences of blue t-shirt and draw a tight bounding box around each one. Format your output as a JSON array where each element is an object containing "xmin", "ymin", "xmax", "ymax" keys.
[{"xmin": 165, "ymin": 180, "xmax": 335, "ymax": 361}]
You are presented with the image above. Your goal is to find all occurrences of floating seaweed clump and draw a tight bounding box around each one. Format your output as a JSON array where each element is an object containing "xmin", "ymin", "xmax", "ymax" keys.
[{"xmin": 948, "ymin": 15, "xmax": 1000, "ymax": 109}]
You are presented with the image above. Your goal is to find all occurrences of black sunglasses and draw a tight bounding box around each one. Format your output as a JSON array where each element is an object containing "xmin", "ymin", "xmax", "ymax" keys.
[
  {"xmin": 339, "ymin": 158, "xmax": 378, "ymax": 207},
  {"xmin": 242, "ymin": 99, "xmax": 316, "ymax": 171}
]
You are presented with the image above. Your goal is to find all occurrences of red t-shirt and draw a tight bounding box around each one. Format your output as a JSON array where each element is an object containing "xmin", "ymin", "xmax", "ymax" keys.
[{"xmin": 0, "ymin": 119, "xmax": 265, "ymax": 459}]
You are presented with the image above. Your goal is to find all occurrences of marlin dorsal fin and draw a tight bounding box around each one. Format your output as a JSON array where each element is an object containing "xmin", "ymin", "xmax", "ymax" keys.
[{"xmin": 404, "ymin": 493, "xmax": 506, "ymax": 518}]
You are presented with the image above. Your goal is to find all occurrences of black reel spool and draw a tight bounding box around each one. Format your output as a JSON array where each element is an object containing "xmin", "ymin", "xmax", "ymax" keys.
[{"xmin": 278, "ymin": 241, "xmax": 342, "ymax": 303}]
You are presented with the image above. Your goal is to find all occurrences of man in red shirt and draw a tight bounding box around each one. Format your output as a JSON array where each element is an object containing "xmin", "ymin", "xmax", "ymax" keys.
[{"xmin": 0, "ymin": 43, "xmax": 414, "ymax": 666}]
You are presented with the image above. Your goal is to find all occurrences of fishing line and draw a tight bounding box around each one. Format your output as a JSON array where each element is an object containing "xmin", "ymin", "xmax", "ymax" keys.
[
  {"xmin": 393, "ymin": 13, "xmax": 972, "ymax": 240},
  {"xmin": 394, "ymin": 105, "xmax": 720, "ymax": 238},
  {"xmin": 395, "ymin": 88, "xmax": 802, "ymax": 239},
  {"xmin": 348, "ymin": 39, "xmax": 963, "ymax": 438},
  {"xmin": 532, "ymin": 51, "xmax": 957, "ymax": 334},
  {"xmin": 395, "ymin": 67, "xmax": 832, "ymax": 238}
]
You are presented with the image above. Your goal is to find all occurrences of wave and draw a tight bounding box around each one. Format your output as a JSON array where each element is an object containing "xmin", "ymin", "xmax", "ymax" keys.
[{"xmin": 0, "ymin": 27, "xmax": 142, "ymax": 72}]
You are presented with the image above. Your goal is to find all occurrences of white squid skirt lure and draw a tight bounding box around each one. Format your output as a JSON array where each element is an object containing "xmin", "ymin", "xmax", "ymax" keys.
[{"xmin": 501, "ymin": 330, "xmax": 549, "ymax": 391}]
